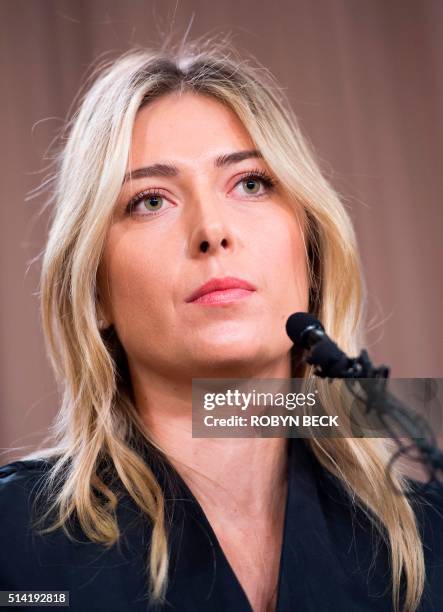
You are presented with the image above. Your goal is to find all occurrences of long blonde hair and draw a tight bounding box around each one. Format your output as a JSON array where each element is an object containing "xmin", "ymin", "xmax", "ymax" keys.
[{"xmin": 25, "ymin": 34, "xmax": 424, "ymax": 611}]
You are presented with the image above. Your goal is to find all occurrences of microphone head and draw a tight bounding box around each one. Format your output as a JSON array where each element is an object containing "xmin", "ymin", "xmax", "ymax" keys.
[{"xmin": 285, "ymin": 312, "xmax": 324, "ymax": 346}]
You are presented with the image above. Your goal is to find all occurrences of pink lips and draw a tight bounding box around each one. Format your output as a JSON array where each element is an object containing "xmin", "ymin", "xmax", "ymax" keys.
[{"xmin": 185, "ymin": 276, "xmax": 257, "ymax": 305}]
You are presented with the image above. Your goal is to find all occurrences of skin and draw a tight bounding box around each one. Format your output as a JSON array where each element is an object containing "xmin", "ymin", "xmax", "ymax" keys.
[{"xmin": 97, "ymin": 91, "xmax": 309, "ymax": 611}]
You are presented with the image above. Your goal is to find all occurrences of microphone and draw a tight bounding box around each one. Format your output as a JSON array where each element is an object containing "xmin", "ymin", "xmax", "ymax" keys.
[
  {"xmin": 285, "ymin": 312, "xmax": 325, "ymax": 349},
  {"xmin": 285, "ymin": 312, "xmax": 443, "ymax": 482},
  {"xmin": 286, "ymin": 312, "xmax": 354, "ymax": 378}
]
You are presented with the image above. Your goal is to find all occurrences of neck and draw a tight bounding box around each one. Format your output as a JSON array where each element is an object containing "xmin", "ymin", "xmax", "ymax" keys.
[{"xmin": 130, "ymin": 354, "xmax": 291, "ymax": 516}]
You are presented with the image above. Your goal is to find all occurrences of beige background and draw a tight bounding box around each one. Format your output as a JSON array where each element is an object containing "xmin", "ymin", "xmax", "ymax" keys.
[{"xmin": 1, "ymin": 0, "xmax": 442, "ymax": 461}]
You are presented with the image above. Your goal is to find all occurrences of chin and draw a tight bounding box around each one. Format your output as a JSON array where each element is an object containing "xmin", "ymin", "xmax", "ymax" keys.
[
  {"xmin": 190, "ymin": 361, "xmax": 258, "ymax": 379},
  {"xmin": 187, "ymin": 347, "xmax": 269, "ymax": 379}
]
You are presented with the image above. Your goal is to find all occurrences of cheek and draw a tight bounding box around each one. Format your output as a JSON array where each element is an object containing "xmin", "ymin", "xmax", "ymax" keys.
[
  {"xmin": 102, "ymin": 231, "xmax": 173, "ymax": 331},
  {"xmin": 258, "ymin": 214, "xmax": 309, "ymax": 307}
]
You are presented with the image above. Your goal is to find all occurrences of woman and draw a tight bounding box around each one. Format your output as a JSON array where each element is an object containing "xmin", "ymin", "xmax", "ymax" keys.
[{"xmin": 0, "ymin": 37, "xmax": 442, "ymax": 612}]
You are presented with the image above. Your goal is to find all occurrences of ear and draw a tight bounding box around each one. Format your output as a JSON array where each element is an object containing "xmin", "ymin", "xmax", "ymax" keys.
[{"xmin": 95, "ymin": 289, "xmax": 113, "ymax": 331}]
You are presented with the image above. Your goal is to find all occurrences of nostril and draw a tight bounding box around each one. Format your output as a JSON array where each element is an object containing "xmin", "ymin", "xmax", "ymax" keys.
[{"xmin": 199, "ymin": 238, "xmax": 228, "ymax": 253}]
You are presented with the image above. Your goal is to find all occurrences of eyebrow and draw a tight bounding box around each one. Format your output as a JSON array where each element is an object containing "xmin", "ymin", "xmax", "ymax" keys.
[{"xmin": 122, "ymin": 149, "xmax": 263, "ymax": 183}]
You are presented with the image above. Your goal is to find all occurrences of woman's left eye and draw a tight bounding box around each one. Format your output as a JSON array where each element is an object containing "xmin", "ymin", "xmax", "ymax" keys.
[{"xmin": 234, "ymin": 171, "xmax": 276, "ymax": 197}]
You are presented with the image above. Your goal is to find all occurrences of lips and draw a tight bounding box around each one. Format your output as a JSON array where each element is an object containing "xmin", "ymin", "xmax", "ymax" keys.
[{"xmin": 185, "ymin": 276, "xmax": 257, "ymax": 303}]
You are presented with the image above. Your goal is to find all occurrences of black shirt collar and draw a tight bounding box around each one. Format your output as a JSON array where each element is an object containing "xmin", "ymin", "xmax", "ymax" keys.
[{"xmin": 137, "ymin": 437, "xmax": 346, "ymax": 611}]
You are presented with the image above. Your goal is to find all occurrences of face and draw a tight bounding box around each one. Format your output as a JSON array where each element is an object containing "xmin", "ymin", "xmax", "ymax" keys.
[{"xmin": 97, "ymin": 91, "xmax": 309, "ymax": 382}]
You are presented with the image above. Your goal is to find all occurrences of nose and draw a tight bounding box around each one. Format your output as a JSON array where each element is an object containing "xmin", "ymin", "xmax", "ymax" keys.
[
  {"xmin": 187, "ymin": 189, "xmax": 235, "ymax": 257},
  {"xmin": 198, "ymin": 234, "xmax": 228, "ymax": 254}
]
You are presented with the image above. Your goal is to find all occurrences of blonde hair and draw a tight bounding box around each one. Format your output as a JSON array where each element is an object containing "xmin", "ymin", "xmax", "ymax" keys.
[{"xmin": 25, "ymin": 34, "xmax": 424, "ymax": 611}]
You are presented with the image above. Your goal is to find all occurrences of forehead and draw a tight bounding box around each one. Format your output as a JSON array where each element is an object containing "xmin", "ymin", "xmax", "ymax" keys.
[{"xmin": 129, "ymin": 92, "xmax": 255, "ymax": 167}]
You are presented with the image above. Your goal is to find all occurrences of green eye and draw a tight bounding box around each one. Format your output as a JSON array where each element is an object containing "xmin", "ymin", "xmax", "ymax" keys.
[
  {"xmin": 242, "ymin": 178, "xmax": 261, "ymax": 194},
  {"xmin": 236, "ymin": 171, "xmax": 276, "ymax": 197},
  {"xmin": 142, "ymin": 194, "xmax": 164, "ymax": 210},
  {"xmin": 126, "ymin": 189, "xmax": 171, "ymax": 217}
]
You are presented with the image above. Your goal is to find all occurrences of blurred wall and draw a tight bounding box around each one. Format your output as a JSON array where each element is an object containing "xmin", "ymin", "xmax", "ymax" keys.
[{"xmin": 1, "ymin": 0, "xmax": 442, "ymax": 460}]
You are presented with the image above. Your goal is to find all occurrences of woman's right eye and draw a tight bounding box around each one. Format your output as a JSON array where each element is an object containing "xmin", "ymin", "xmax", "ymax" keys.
[{"xmin": 126, "ymin": 190, "xmax": 172, "ymax": 217}]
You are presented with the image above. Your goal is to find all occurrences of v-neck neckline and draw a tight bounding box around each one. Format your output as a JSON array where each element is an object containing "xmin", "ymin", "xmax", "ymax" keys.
[{"xmin": 139, "ymin": 437, "xmax": 304, "ymax": 612}]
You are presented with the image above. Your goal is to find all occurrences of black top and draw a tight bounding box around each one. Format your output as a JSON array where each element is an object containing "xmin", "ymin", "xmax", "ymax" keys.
[{"xmin": 1, "ymin": 437, "xmax": 442, "ymax": 611}]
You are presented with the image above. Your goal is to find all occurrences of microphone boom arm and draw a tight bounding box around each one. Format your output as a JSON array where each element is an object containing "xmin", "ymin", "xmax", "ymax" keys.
[{"xmin": 287, "ymin": 312, "xmax": 443, "ymax": 487}]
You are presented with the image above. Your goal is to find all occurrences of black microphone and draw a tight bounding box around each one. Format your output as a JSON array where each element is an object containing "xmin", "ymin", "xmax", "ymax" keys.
[
  {"xmin": 285, "ymin": 313, "xmax": 443, "ymax": 481},
  {"xmin": 285, "ymin": 312, "xmax": 325, "ymax": 349},
  {"xmin": 286, "ymin": 312, "xmax": 352, "ymax": 377}
]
